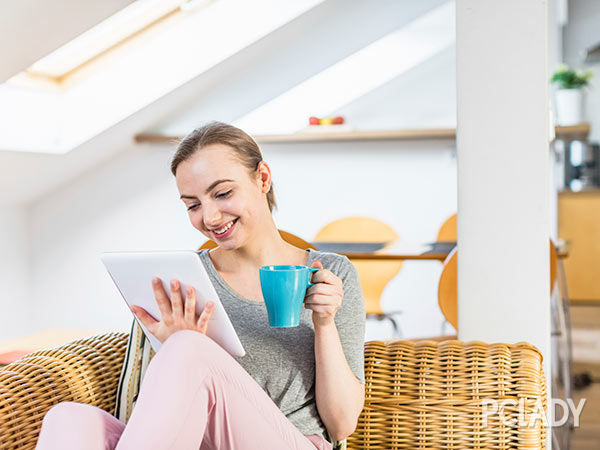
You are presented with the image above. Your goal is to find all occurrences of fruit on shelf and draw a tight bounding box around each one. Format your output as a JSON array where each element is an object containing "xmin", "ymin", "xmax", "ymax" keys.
[{"xmin": 308, "ymin": 116, "xmax": 345, "ymax": 126}]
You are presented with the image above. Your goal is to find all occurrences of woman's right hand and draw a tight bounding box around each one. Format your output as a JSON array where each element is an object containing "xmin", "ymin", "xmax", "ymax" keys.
[{"xmin": 130, "ymin": 277, "xmax": 214, "ymax": 344}]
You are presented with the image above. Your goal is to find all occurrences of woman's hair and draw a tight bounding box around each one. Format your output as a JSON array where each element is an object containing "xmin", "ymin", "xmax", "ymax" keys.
[{"xmin": 171, "ymin": 121, "xmax": 276, "ymax": 212}]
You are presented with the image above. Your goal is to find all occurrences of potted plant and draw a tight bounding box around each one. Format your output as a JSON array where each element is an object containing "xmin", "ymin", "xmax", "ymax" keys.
[{"xmin": 550, "ymin": 65, "xmax": 593, "ymax": 126}]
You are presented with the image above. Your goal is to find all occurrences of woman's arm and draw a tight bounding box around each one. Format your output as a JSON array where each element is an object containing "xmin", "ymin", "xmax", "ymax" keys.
[
  {"xmin": 314, "ymin": 321, "xmax": 365, "ymax": 441},
  {"xmin": 304, "ymin": 259, "xmax": 366, "ymax": 441}
]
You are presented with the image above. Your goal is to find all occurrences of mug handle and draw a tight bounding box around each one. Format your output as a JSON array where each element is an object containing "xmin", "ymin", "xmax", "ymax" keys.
[{"xmin": 307, "ymin": 267, "xmax": 320, "ymax": 288}]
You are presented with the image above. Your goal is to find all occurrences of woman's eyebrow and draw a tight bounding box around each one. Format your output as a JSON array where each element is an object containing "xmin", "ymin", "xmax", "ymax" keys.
[{"xmin": 180, "ymin": 179, "xmax": 234, "ymax": 199}]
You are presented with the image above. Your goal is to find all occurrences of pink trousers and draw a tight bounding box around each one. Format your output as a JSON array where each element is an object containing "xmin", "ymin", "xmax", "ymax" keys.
[{"xmin": 36, "ymin": 330, "xmax": 332, "ymax": 450}]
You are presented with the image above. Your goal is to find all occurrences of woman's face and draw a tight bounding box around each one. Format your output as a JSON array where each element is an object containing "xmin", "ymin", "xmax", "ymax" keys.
[{"xmin": 175, "ymin": 144, "xmax": 271, "ymax": 250}]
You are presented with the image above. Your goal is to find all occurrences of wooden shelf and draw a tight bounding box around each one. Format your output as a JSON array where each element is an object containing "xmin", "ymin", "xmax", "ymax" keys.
[
  {"xmin": 135, "ymin": 123, "xmax": 590, "ymax": 145},
  {"xmin": 555, "ymin": 122, "xmax": 591, "ymax": 141},
  {"xmin": 135, "ymin": 128, "xmax": 456, "ymax": 144}
]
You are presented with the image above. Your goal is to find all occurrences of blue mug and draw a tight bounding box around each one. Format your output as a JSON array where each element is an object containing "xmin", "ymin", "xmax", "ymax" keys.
[{"xmin": 259, "ymin": 265, "xmax": 319, "ymax": 327}]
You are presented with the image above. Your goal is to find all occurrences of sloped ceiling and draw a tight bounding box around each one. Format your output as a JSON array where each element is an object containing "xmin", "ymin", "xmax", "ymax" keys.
[
  {"xmin": 0, "ymin": 0, "xmax": 452, "ymax": 206},
  {"xmin": 0, "ymin": 0, "xmax": 135, "ymax": 83}
]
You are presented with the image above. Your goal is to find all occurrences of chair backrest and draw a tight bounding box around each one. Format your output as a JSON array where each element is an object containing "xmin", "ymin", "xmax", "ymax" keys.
[
  {"xmin": 199, "ymin": 229, "xmax": 317, "ymax": 251},
  {"xmin": 437, "ymin": 239, "xmax": 559, "ymax": 330},
  {"xmin": 347, "ymin": 339, "xmax": 547, "ymax": 449},
  {"xmin": 315, "ymin": 216, "xmax": 402, "ymax": 315},
  {"xmin": 438, "ymin": 247, "xmax": 458, "ymax": 329},
  {"xmin": 436, "ymin": 213, "xmax": 457, "ymax": 242}
]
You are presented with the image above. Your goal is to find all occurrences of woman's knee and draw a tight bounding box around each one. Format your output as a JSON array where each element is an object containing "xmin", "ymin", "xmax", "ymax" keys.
[
  {"xmin": 38, "ymin": 402, "xmax": 122, "ymax": 449},
  {"xmin": 43, "ymin": 401, "xmax": 87, "ymax": 425},
  {"xmin": 157, "ymin": 330, "xmax": 229, "ymax": 371},
  {"xmin": 163, "ymin": 330, "xmax": 219, "ymax": 357},
  {"xmin": 40, "ymin": 402, "xmax": 105, "ymax": 437}
]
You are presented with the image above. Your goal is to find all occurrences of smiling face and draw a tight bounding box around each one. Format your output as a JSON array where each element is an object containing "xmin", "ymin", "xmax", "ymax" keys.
[{"xmin": 175, "ymin": 144, "xmax": 272, "ymax": 250}]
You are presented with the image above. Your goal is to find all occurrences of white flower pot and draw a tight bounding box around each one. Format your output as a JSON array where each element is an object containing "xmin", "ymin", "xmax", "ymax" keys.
[{"xmin": 555, "ymin": 88, "xmax": 584, "ymax": 126}]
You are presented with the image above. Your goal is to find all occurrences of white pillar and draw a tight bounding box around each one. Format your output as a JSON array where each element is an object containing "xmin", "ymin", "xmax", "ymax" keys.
[{"xmin": 456, "ymin": 0, "xmax": 551, "ymax": 442}]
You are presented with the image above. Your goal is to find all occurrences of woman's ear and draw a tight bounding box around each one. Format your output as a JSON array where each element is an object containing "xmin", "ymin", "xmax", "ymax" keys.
[{"xmin": 256, "ymin": 161, "xmax": 272, "ymax": 194}]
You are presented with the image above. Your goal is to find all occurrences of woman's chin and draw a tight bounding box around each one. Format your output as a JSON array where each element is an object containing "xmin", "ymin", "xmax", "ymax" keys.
[{"xmin": 213, "ymin": 233, "xmax": 242, "ymax": 250}]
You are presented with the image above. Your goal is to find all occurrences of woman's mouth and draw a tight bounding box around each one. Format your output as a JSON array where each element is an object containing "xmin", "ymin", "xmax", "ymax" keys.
[{"xmin": 212, "ymin": 218, "xmax": 238, "ymax": 239}]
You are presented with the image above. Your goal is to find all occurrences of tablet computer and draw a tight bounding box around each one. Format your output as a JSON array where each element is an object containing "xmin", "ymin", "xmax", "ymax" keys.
[{"xmin": 101, "ymin": 250, "xmax": 245, "ymax": 357}]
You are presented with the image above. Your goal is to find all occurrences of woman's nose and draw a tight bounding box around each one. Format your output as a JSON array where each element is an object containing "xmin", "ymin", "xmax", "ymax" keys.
[{"xmin": 203, "ymin": 202, "xmax": 222, "ymax": 228}]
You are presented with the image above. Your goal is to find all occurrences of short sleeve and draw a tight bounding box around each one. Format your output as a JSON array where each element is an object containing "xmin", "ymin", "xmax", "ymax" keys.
[{"xmin": 333, "ymin": 256, "xmax": 366, "ymax": 384}]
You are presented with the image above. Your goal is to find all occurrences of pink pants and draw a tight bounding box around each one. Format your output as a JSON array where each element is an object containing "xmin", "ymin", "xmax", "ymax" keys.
[{"xmin": 36, "ymin": 330, "xmax": 332, "ymax": 450}]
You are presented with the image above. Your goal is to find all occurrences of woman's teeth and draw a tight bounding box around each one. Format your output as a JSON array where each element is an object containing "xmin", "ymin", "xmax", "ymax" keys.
[{"xmin": 214, "ymin": 220, "xmax": 235, "ymax": 235}]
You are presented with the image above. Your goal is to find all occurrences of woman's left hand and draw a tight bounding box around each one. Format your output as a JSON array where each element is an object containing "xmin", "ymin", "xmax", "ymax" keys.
[{"xmin": 304, "ymin": 260, "xmax": 344, "ymax": 327}]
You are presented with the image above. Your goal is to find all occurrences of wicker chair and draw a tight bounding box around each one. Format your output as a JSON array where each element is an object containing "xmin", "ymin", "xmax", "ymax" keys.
[{"xmin": 0, "ymin": 333, "xmax": 547, "ymax": 449}]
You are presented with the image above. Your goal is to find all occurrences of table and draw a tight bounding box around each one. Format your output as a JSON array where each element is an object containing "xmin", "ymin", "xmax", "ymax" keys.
[{"xmin": 312, "ymin": 240, "xmax": 570, "ymax": 261}]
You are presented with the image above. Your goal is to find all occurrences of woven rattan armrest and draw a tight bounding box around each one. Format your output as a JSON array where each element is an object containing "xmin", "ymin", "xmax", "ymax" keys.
[
  {"xmin": 346, "ymin": 339, "xmax": 547, "ymax": 449},
  {"xmin": 0, "ymin": 332, "xmax": 128, "ymax": 449}
]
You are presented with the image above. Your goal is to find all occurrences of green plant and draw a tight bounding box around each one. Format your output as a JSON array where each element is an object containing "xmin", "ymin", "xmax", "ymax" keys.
[{"xmin": 550, "ymin": 64, "xmax": 593, "ymax": 89}]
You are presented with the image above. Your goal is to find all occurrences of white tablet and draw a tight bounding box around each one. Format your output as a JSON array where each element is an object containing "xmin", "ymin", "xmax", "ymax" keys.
[{"xmin": 101, "ymin": 250, "xmax": 245, "ymax": 357}]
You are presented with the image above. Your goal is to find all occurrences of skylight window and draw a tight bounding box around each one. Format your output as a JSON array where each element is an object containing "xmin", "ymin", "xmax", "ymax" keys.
[
  {"xmin": 0, "ymin": 0, "xmax": 324, "ymax": 153},
  {"xmin": 26, "ymin": 0, "xmax": 212, "ymax": 81},
  {"xmin": 234, "ymin": 1, "xmax": 455, "ymax": 135}
]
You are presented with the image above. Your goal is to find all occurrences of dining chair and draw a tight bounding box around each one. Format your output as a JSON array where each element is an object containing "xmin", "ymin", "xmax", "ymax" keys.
[
  {"xmin": 436, "ymin": 213, "xmax": 457, "ymax": 242},
  {"xmin": 199, "ymin": 229, "xmax": 317, "ymax": 251},
  {"xmin": 438, "ymin": 239, "xmax": 560, "ymax": 331},
  {"xmin": 315, "ymin": 216, "xmax": 403, "ymax": 336}
]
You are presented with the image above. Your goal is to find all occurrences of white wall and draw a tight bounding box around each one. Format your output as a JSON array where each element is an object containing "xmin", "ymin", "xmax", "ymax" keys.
[
  {"xmin": 28, "ymin": 139, "xmax": 457, "ymax": 340},
  {"xmin": 0, "ymin": 207, "xmax": 32, "ymax": 340},
  {"xmin": 456, "ymin": 3, "xmax": 551, "ymax": 445}
]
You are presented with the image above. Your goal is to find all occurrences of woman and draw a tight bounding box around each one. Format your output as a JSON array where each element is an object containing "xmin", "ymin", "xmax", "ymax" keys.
[{"xmin": 36, "ymin": 122, "xmax": 366, "ymax": 450}]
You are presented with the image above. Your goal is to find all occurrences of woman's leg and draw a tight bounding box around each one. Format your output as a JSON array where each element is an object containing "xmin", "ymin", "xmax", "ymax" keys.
[
  {"xmin": 36, "ymin": 401, "xmax": 125, "ymax": 450},
  {"xmin": 116, "ymin": 330, "xmax": 331, "ymax": 450}
]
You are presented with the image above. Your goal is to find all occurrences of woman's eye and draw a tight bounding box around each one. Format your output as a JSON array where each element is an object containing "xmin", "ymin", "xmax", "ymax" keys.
[
  {"xmin": 187, "ymin": 204, "xmax": 200, "ymax": 211},
  {"xmin": 216, "ymin": 190, "xmax": 232, "ymax": 198}
]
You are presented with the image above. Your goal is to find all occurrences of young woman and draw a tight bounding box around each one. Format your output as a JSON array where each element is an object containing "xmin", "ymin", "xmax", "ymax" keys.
[{"xmin": 36, "ymin": 122, "xmax": 366, "ymax": 450}]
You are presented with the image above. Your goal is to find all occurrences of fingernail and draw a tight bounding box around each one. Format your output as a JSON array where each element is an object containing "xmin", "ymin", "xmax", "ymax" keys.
[
  {"xmin": 187, "ymin": 286, "xmax": 193, "ymax": 295},
  {"xmin": 171, "ymin": 280, "xmax": 177, "ymax": 288},
  {"xmin": 152, "ymin": 277, "xmax": 159, "ymax": 285}
]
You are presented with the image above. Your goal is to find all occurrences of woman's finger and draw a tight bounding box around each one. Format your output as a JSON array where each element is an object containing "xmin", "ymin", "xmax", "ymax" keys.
[
  {"xmin": 184, "ymin": 286, "xmax": 196, "ymax": 324},
  {"xmin": 306, "ymin": 283, "xmax": 341, "ymax": 297},
  {"xmin": 305, "ymin": 294, "xmax": 341, "ymax": 306},
  {"xmin": 304, "ymin": 304, "xmax": 338, "ymax": 315},
  {"xmin": 197, "ymin": 301, "xmax": 214, "ymax": 334},
  {"xmin": 310, "ymin": 268, "xmax": 339, "ymax": 285},
  {"xmin": 169, "ymin": 279, "xmax": 184, "ymax": 319},
  {"xmin": 152, "ymin": 277, "xmax": 172, "ymax": 318},
  {"xmin": 131, "ymin": 305, "xmax": 158, "ymax": 333}
]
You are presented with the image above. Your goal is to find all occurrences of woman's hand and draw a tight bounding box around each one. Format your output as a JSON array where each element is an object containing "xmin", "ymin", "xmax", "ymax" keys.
[
  {"xmin": 130, "ymin": 277, "xmax": 214, "ymax": 344},
  {"xmin": 304, "ymin": 260, "xmax": 344, "ymax": 328}
]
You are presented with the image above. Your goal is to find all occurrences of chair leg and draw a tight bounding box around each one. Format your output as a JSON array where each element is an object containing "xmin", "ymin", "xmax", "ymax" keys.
[
  {"xmin": 369, "ymin": 313, "xmax": 403, "ymax": 338},
  {"xmin": 388, "ymin": 316, "xmax": 402, "ymax": 337}
]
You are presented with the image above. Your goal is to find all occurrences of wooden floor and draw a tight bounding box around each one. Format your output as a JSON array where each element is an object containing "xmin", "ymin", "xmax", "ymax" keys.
[
  {"xmin": 571, "ymin": 381, "xmax": 600, "ymax": 448},
  {"xmin": 570, "ymin": 303, "xmax": 600, "ymax": 449}
]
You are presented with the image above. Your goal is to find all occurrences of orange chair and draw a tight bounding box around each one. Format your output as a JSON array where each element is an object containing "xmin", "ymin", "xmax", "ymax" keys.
[
  {"xmin": 199, "ymin": 229, "xmax": 317, "ymax": 251},
  {"xmin": 315, "ymin": 217, "xmax": 403, "ymax": 335},
  {"xmin": 436, "ymin": 213, "xmax": 559, "ymax": 329},
  {"xmin": 437, "ymin": 240, "xmax": 559, "ymax": 331},
  {"xmin": 436, "ymin": 213, "xmax": 457, "ymax": 242}
]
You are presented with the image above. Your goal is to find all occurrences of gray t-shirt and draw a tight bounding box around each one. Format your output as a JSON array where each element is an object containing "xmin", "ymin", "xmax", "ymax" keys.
[{"xmin": 198, "ymin": 248, "xmax": 366, "ymax": 441}]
